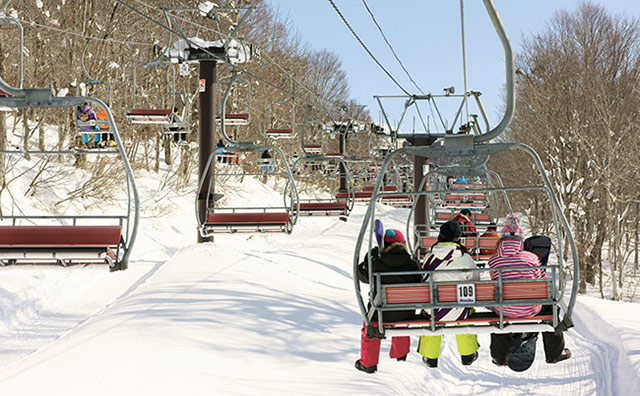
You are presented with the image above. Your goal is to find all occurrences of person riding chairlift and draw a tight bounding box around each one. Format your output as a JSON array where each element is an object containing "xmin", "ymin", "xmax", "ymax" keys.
[
  {"xmin": 94, "ymin": 107, "xmax": 116, "ymax": 147},
  {"xmin": 76, "ymin": 103, "xmax": 101, "ymax": 149},
  {"xmin": 453, "ymin": 208, "xmax": 478, "ymax": 238},
  {"xmin": 488, "ymin": 214, "xmax": 571, "ymax": 370},
  {"xmin": 261, "ymin": 149, "xmax": 273, "ymax": 173},
  {"xmin": 417, "ymin": 221, "xmax": 480, "ymax": 368},
  {"xmin": 169, "ymin": 107, "xmax": 187, "ymax": 143}
]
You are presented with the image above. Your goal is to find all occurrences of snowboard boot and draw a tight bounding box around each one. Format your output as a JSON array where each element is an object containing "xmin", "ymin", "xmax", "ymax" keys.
[
  {"xmin": 461, "ymin": 351, "xmax": 479, "ymax": 366},
  {"xmin": 422, "ymin": 356, "xmax": 438, "ymax": 368},
  {"xmin": 546, "ymin": 348, "xmax": 571, "ymax": 364},
  {"xmin": 492, "ymin": 357, "xmax": 507, "ymax": 367},
  {"xmin": 354, "ymin": 360, "xmax": 377, "ymax": 374},
  {"xmin": 396, "ymin": 355, "xmax": 408, "ymax": 362}
]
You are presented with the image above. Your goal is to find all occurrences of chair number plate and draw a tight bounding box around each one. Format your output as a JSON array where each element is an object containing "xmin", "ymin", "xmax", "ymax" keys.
[{"xmin": 456, "ymin": 284, "xmax": 476, "ymax": 304}]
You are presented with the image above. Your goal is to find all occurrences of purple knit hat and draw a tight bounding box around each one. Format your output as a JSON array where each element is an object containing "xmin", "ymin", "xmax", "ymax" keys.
[
  {"xmin": 384, "ymin": 229, "xmax": 405, "ymax": 245},
  {"xmin": 500, "ymin": 214, "xmax": 523, "ymax": 238}
]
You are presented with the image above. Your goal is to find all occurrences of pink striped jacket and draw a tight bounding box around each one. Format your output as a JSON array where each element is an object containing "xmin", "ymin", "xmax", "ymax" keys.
[{"xmin": 488, "ymin": 239, "xmax": 545, "ymax": 318}]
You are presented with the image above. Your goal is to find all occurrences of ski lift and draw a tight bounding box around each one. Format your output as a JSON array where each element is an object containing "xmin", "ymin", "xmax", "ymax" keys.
[
  {"xmin": 409, "ymin": 165, "xmax": 510, "ymax": 265},
  {"xmin": 357, "ymin": 139, "xmax": 578, "ymax": 338},
  {"xmin": 126, "ymin": 61, "xmax": 173, "ymax": 125},
  {"xmin": 73, "ymin": 40, "xmax": 115, "ymax": 147},
  {"xmin": 355, "ymin": 0, "xmax": 577, "ymax": 339},
  {"xmin": 215, "ymin": 76, "xmax": 251, "ymax": 126},
  {"xmin": 159, "ymin": 63, "xmax": 192, "ymax": 137},
  {"xmin": 0, "ymin": 87, "xmax": 139, "ymax": 272},
  {"xmin": 283, "ymin": 106, "xmax": 355, "ymax": 218},
  {"xmin": 196, "ymin": 71, "xmax": 299, "ymax": 235},
  {"xmin": 264, "ymin": 99, "xmax": 294, "ymax": 139}
]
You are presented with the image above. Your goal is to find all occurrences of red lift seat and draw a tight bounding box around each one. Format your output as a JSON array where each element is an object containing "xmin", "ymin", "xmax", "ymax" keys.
[
  {"xmin": 363, "ymin": 185, "xmax": 398, "ymax": 192},
  {"xmin": 0, "ymin": 225, "xmax": 121, "ymax": 248},
  {"xmin": 205, "ymin": 212, "xmax": 291, "ymax": 233},
  {"xmin": 207, "ymin": 212, "xmax": 289, "ymax": 225},
  {"xmin": 293, "ymin": 202, "xmax": 348, "ymax": 216},
  {"xmin": 381, "ymin": 279, "xmax": 554, "ymax": 329},
  {"xmin": 446, "ymin": 193, "xmax": 486, "ymax": 201},
  {"xmin": 0, "ymin": 226, "xmax": 122, "ymax": 266},
  {"xmin": 215, "ymin": 113, "xmax": 249, "ymax": 125},
  {"xmin": 265, "ymin": 129, "xmax": 293, "ymax": 139},
  {"xmin": 126, "ymin": 109, "xmax": 171, "ymax": 124},
  {"xmin": 303, "ymin": 144, "xmax": 322, "ymax": 154}
]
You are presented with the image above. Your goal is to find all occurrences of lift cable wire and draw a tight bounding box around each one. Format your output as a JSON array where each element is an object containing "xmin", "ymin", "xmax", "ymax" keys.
[
  {"xmin": 127, "ymin": 0, "xmax": 345, "ymax": 120},
  {"xmin": 13, "ymin": 18, "xmax": 154, "ymax": 46},
  {"xmin": 116, "ymin": 0, "xmax": 342, "ymax": 121},
  {"xmin": 360, "ymin": 0, "xmax": 425, "ymax": 96},
  {"xmin": 460, "ymin": 0, "xmax": 469, "ymax": 125},
  {"xmin": 164, "ymin": 5, "xmax": 344, "ymax": 120},
  {"xmin": 327, "ymin": 0, "xmax": 411, "ymax": 96}
]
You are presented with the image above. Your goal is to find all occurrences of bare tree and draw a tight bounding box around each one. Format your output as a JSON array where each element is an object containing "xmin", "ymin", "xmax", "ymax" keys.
[{"xmin": 497, "ymin": 2, "xmax": 640, "ymax": 297}]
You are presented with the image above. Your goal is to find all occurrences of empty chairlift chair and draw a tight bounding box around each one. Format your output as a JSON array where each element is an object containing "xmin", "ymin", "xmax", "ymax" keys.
[
  {"xmin": 216, "ymin": 76, "xmax": 252, "ymax": 127},
  {"xmin": 196, "ymin": 70, "xmax": 299, "ymax": 236},
  {"xmin": 0, "ymin": 91, "xmax": 139, "ymax": 271}
]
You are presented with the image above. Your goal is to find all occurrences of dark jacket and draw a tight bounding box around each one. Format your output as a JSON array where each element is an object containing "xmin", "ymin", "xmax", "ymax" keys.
[{"xmin": 357, "ymin": 243, "xmax": 421, "ymax": 322}]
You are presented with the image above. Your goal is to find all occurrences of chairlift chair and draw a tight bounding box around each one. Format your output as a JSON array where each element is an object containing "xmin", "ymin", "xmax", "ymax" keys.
[
  {"xmin": 0, "ymin": 89, "xmax": 139, "ymax": 272},
  {"xmin": 216, "ymin": 76, "xmax": 251, "ymax": 126},
  {"xmin": 161, "ymin": 90, "xmax": 191, "ymax": 137},
  {"xmin": 285, "ymin": 107, "xmax": 355, "ymax": 218},
  {"xmin": 196, "ymin": 71, "xmax": 299, "ymax": 235},
  {"xmin": 264, "ymin": 99, "xmax": 294, "ymax": 139},
  {"xmin": 126, "ymin": 61, "xmax": 173, "ymax": 126},
  {"xmin": 356, "ymin": 140, "xmax": 578, "ymax": 339},
  {"xmin": 355, "ymin": 0, "xmax": 576, "ymax": 339}
]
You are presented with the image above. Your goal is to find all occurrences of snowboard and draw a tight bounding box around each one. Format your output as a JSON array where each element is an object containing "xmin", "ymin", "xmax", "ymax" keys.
[
  {"xmin": 508, "ymin": 332, "xmax": 538, "ymax": 372},
  {"xmin": 374, "ymin": 219, "xmax": 384, "ymax": 249}
]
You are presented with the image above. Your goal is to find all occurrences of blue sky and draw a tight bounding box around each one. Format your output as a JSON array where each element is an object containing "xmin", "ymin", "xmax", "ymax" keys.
[{"xmin": 266, "ymin": 0, "xmax": 640, "ymax": 129}]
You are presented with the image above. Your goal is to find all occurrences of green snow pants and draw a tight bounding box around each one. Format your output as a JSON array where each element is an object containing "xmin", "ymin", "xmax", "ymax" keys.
[{"xmin": 417, "ymin": 334, "xmax": 479, "ymax": 359}]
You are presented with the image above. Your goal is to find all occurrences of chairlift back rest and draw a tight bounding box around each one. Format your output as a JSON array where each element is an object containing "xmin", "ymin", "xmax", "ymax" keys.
[
  {"xmin": 450, "ymin": 183, "xmax": 484, "ymax": 190},
  {"xmin": 216, "ymin": 114, "xmax": 249, "ymax": 126},
  {"xmin": 0, "ymin": 226, "xmax": 122, "ymax": 247},
  {"xmin": 382, "ymin": 278, "xmax": 552, "ymax": 311},
  {"xmin": 420, "ymin": 237, "xmax": 476, "ymax": 251},
  {"xmin": 293, "ymin": 202, "xmax": 348, "ymax": 216},
  {"xmin": 363, "ymin": 185, "xmax": 398, "ymax": 192},
  {"xmin": 216, "ymin": 113, "xmax": 249, "ymax": 120},
  {"xmin": 126, "ymin": 109, "xmax": 171, "ymax": 124},
  {"xmin": 293, "ymin": 202, "xmax": 347, "ymax": 211},
  {"xmin": 435, "ymin": 211, "xmax": 491, "ymax": 223},
  {"xmin": 206, "ymin": 212, "xmax": 290, "ymax": 226},
  {"xmin": 266, "ymin": 128, "xmax": 292, "ymax": 133},
  {"xmin": 446, "ymin": 193, "xmax": 486, "ymax": 201}
]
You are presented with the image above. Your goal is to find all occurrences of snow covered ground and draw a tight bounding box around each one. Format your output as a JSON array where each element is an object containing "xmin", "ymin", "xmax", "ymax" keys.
[{"xmin": 0, "ymin": 122, "xmax": 639, "ymax": 395}]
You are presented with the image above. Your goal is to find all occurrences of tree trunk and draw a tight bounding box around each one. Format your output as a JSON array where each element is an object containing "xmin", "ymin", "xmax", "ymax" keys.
[
  {"xmin": 164, "ymin": 135, "xmax": 172, "ymax": 166},
  {"xmin": 635, "ymin": 203, "xmax": 639, "ymax": 275},
  {"xmin": 57, "ymin": 122, "xmax": 65, "ymax": 162},
  {"xmin": 22, "ymin": 108, "xmax": 30, "ymax": 160},
  {"xmin": 154, "ymin": 132, "xmax": 160, "ymax": 173},
  {"xmin": 38, "ymin": 116, "xmax": 46, "ymax": 151}
]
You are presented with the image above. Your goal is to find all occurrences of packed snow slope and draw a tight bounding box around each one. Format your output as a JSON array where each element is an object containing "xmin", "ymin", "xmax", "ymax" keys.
[{"xmin": 0, "ymin": 176, "xmax": 639, "ymax": 396}]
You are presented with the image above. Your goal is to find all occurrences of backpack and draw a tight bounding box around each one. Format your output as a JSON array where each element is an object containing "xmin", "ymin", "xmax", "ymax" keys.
[{"xmin": 524, "ymin": 235, "xmax": 551, "ymax": 266}]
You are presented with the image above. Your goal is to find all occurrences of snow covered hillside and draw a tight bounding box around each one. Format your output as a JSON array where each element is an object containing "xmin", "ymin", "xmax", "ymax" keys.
[{"xmin": 0, "ymin": 166, "xmax": 639, "ymax": 395}]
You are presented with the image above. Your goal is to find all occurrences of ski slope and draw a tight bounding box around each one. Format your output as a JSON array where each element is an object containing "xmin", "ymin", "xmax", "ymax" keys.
[{"xmin": 0, "ymin": 177, "xmax": 639, "ymax": 396}]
